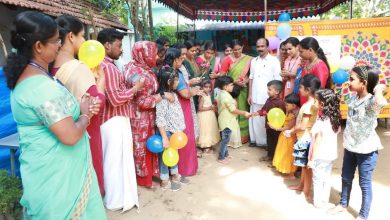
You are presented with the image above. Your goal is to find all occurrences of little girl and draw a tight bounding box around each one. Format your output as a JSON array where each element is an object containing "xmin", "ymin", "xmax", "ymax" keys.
[
  {"xmin": 156, "ymin": 66, "xmax": 186, "ymax": 191},
  {"xmin": 285, "ymin": 74, "xmax": 321, "ymax": 200},
  {"xmin": 330, "ymin": 66, "xmax": 387, "ymax": 220},
  {"xmin": 197, "ymin": 79, "xmax": 220, "ymax": 154},
  {"xmin": 271, "ymin": 93, "xmax": 300, "ymax": 179},
  {"xmin": 228, "ymin": 84, "xmax": 242, "ymax": 149},
  {"xmin": 308, "ymin": 89, "xmax": 341, "ymax": 209},
  {"xmin": 216, "ymin": 76, "xmax": 250, "ymax": 164}
]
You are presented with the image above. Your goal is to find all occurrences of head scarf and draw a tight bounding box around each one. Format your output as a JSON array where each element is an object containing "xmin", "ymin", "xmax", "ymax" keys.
[{"xmin": 131, "ymin": 41, "xmax": 157, "ymax": 70}]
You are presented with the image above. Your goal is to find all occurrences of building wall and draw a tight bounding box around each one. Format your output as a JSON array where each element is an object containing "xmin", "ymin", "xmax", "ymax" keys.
[{"xmin": 0, "ymin": 5, "xmax": 23, "ymax": 66}]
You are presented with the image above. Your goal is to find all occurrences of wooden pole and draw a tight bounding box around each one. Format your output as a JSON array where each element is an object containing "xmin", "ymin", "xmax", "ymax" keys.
[
  {"xmin": 349, "ymin": 0, "xmax": 353, "ymax": 19},
  {"xmin": 147, "ymin": 0, "xmax": 154, "ymax": 40},
  {"xmin": 176, "ymin": 0, "xmax": 180, "ymax": 39},
  {"xmin": 135, "ymin": 0, "xmax": 139, "ymax": 41},
  {"xmin": 264, "ymin": 0, "xmax": 268, "ymax": 23}
]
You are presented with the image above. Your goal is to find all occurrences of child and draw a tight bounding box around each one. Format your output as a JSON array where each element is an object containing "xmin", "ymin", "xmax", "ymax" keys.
[
  {"xmin": 285, "ymin": 74, "xmax": 321, "ymax": 201},
  {"xmin": 271, "ymin": 93, "xmax": 300, "ymax": 179},
  {"xmin": 197, "ymin": 79, "xmax": 220, "ymax": 154},
  {"xmin": 252, "ymin": 80, "xmax": 286, "ymax": 162},
  {"xmin": 217, "ymin": 76, "xmax": 250, "ymax": 164},
  {"xmin": 156, "ymin": 66, "xmax": 187, "ymax": 191},
  {"xmin": 329, "ymin": 66, "xmax": 387, "ymax": 220},
  {"xmin": 228, "ymin": 84, "xmax": 243, "ymax": 149},
  {"xmin": 308, "ymin": 89, "xmax": 341, "ymax": 209}
]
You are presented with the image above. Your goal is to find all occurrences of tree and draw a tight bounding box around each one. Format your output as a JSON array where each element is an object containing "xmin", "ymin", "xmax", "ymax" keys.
[{"xmin": 321, "ymin": 0, "xmax": 390, "ymax": 19}]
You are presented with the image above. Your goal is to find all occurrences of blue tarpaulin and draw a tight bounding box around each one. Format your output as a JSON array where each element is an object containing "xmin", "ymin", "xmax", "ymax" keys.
[{"xmin": 0, "ymin": 66, "xmax": 20, "ymax": 175}]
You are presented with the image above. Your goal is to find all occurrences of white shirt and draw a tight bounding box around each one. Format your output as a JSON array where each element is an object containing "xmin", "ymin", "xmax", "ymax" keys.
[
  {"xmin": 311, "ymin": 118, "xmax": 339, "ymax": 161},
  {"xmin": 249, "ymin": 53, "xmax": 281, "ymax": 104}
]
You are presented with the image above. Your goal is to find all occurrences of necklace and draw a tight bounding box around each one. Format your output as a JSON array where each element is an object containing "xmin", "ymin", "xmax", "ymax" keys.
[
  {"xmin": 29, "ymin": 61, "xmax": 65, "ymax": 86},
  {"xmin": 305, "ymin": 57, "xmax": 319, "ymax": 73}
]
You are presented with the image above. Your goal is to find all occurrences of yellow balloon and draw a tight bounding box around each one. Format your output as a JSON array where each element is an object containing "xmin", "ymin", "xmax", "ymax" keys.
[
  {"xmin": 162, "ymin": 148, "xmax": 179, "ymax": 167},
  {"xmin": 78, "ymin": 40, "xmax": 105, "ymax": 69},
  {"xmin": 267, "ymin": 108, "xmax": 286, "ymax": 129}
]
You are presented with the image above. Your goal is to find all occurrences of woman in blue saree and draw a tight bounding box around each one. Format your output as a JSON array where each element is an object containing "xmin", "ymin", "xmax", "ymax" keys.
[{"xmin": 4, "ymin": 11, "xmax": 106, "ymax": 219}]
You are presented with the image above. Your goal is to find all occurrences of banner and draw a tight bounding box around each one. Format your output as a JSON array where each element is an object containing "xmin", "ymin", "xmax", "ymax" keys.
[{"xmin": 265, "ymin": 17, "xmax": 390, "ymax": 118}]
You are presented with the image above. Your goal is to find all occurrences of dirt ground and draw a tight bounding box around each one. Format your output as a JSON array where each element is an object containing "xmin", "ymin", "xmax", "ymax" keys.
[{"xmin": 107, "ymin": 126, "xmax": 390, "ymax": 220}]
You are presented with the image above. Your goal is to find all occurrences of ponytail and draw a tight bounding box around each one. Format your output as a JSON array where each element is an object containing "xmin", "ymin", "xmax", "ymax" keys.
[
  {"xmin": 4, "ymin": 11, "xmax": 57, "ymax": 89},
  {"xmin": 316, "ymin": 47, "xmax": 331, "ymax": 89}
]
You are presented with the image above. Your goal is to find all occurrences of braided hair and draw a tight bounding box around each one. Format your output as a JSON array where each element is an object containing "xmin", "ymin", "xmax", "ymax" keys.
[{"xmin": 315, "ymin": 89, "xmax": 341, "ymax": 133}]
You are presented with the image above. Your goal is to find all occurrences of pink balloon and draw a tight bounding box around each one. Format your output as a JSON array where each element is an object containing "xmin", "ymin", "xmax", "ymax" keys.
[{"xmin": 268, "ymin": 36, "xmax": 281, "ymax": 51}]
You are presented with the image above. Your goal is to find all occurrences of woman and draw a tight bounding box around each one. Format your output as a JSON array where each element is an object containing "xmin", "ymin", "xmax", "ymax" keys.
[
  {"xmin": 165, "ymin": 47, "xmax": 201, "ymax": 177},
  {"xmin": 298, "ymin": 37, "xmax": 330, "ymax": 105},
  {"xmin": 53, "ymin": 15, "xmax": 106, "ymax": 196},
  {"xmin": 222, "ymin": 43, "xmax": 233, "ymax": 58},
  {"xmin": 183, "ymin": 40, "xmax": 202, "ymax": 80},
  {"xmin": 278, "ymin": 41, "xmax": 288, "ymax": 68},
  {"xmin": 281, "ymin": 37, "xmax": 301, "ymax": 98},
  {"xmin": 220, "ymin": 39, "xmax": 252, "ymax": 144},
  {"xmin": 4, "ymin": 11, "xmax": 106, "ymax": 219},
  {"xmin": 125, "ymin": 41, "xmax": 173, "ymax": 188},
  {"xmin": 195, "ymin": 41, "xmax": 221, "ymax": 88}
]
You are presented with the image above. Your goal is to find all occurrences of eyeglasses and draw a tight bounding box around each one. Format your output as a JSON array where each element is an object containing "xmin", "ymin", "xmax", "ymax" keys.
[{"xmin": 47, "ymin": 38, "xmax": 62, "ymax": 45}]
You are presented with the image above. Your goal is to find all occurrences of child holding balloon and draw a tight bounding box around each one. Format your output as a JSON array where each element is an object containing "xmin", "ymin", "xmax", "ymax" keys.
[
  {"xmin": 156, "ymin": 66, "xmax": 186, "ymax": 191},
  {"xmin": 252, "ymin": 80, "xmax": 286, "ymax": 162},
  {"xmin": 271, "ymin": 93, "xmax": 300, "ymax": 179},
  {"xmin": 216, "ymin": 76, "xmax": 251, "ymax": 164},
  {"xmin": 284, "ymin": 74, "xmax": 321, "ymax": 201}
]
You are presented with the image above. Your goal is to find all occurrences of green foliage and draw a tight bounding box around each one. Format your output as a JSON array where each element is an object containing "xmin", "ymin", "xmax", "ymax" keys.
[
  {"xmin": 84, "ymin": 0, "xmax": 129, "ymax": 24},
  {"xmin": 154, "ymin": 25, "xmax": 177, "ymax": 44},
  {"xmin": 0, "ymin": 170, "xmax": 23, "ymax": 219},
  {"xmin": 321, "ymin": 0, "xmax": 390, "ymax": 19}
]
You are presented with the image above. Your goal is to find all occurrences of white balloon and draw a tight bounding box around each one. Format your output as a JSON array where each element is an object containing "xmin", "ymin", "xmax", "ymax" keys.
[{"xmin": 339, "ymin": 55, "xmax": 356, "ymax": 70}]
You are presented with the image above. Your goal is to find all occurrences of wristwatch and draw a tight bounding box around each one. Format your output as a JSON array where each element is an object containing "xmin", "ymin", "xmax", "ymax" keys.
[{"xmin": 160, "ymin": 91, "xmax": 165, "ymax": 99}]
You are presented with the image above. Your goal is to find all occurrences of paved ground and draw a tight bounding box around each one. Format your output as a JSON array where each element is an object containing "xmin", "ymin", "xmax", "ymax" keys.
[{"xmin": 107, "ymin": 126, "xmax": 390, "ymax": 220}]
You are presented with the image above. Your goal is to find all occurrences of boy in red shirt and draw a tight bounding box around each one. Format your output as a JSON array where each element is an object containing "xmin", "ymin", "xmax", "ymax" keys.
[{"xmin": 252, "ymin": 80, "xmax": 286, "ymax": 162}]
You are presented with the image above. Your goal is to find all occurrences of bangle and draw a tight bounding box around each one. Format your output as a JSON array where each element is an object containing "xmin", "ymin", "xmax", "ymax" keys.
[{"xmin": 79, "ymin": 114, "xmax": 90, "ymax": 126}]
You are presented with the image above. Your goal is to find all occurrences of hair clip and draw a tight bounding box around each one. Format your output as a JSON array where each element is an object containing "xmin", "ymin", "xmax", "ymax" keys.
[{"xmin": 358, "ymin": 65, "xmax": 368, "ymax": 80}]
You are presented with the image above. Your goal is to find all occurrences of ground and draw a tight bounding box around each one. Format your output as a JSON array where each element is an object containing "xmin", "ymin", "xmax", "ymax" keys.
[{"xmin": 107, "ymin": 126, "xmax": 390, "ymax": 220}]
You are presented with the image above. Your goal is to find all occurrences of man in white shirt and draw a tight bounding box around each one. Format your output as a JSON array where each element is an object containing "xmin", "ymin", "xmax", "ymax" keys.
[{"xmin": 248, "ymin": 38, "xmax": 282, "ymax": 148}]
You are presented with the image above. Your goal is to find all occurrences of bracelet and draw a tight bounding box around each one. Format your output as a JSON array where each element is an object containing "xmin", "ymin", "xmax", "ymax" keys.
[{"xmin": 79, "ymin": 114, "xmax": 91, "ymax": 126}]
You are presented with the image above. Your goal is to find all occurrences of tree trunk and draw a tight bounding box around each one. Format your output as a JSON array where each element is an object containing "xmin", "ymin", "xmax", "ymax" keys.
[{"xmin": 148, "ymin": 0, "xmax": 154, "ymax": 40}]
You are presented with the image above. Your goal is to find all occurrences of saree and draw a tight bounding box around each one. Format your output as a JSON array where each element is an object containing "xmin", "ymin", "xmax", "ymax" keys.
[
  {"xmin": 12, "ymin": 75, "xmax": 106, "ymax": 219},
  {"xmin": 56, "ymin": 59, "xmax": 105, "ymax": 195},
  {"xmin": 176, "ymin": 70, "xmax": 198, "ymax": 176},
  {"xmin": 221, "ymin": 55, "xmax": 252, "ymax": 143}
]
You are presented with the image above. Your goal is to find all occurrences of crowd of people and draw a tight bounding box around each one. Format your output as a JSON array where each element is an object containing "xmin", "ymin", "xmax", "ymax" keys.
[{"xmin": 4, "ymin": 11, "xmax": 388, "ymax": 220}]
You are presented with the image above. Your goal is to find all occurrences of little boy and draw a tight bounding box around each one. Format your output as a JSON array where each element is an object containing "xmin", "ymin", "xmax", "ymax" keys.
[
  {"xmin": 217, "ymin": 76, "xmax": 250, "ymax": 164},
  {"xmin": 252, "ymin": 80, "xmax": 286, "ymax": 162}
]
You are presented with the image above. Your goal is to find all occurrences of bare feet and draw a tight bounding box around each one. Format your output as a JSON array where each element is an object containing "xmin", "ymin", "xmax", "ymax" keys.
[
  {"xmin": 283, "ymin": 174, "xmax": 296, "ymax": 180},
  {"xmin": 288, "ymin": 185, "xmax": 303, "ymax": 191},
  {"xmin": 218, "ymin": 158, "xmax": 230, "ymax": 164},
  {"xmin": 327, "ymin": 204, "xmax": 347, "ymax": 215}
]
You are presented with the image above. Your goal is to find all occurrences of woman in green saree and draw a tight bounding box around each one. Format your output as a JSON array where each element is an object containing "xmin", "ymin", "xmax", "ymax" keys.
[
  {"xmin": 4, "ymin": 11, "xmax": 106, "ymax": 219},
  {"xmin": 220, "ymin": 39, "xmax": 253, "ymax": 144}
]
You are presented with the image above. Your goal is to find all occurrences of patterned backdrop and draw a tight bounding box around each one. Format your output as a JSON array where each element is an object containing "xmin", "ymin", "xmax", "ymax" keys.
[{"xmin": 336, "ymin": 31, "xmax": 390, "ymax": 104}]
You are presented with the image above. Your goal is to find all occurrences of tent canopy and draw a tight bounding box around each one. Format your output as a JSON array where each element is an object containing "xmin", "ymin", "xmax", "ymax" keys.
[{"xmin": 157, "ymin": 0, "xmax": 348, "ymax": 22}]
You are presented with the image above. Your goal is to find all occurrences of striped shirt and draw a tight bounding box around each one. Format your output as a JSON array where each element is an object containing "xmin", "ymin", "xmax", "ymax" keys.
[{"xmin": 101, "ymin": 56, "xmax": 136, "ymax": 123}]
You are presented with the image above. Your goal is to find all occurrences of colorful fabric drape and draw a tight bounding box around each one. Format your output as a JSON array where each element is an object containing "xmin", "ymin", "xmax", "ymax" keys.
[{"xmin": 125, "ymin": 41, "xmax": 160, "ymax": 187}]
